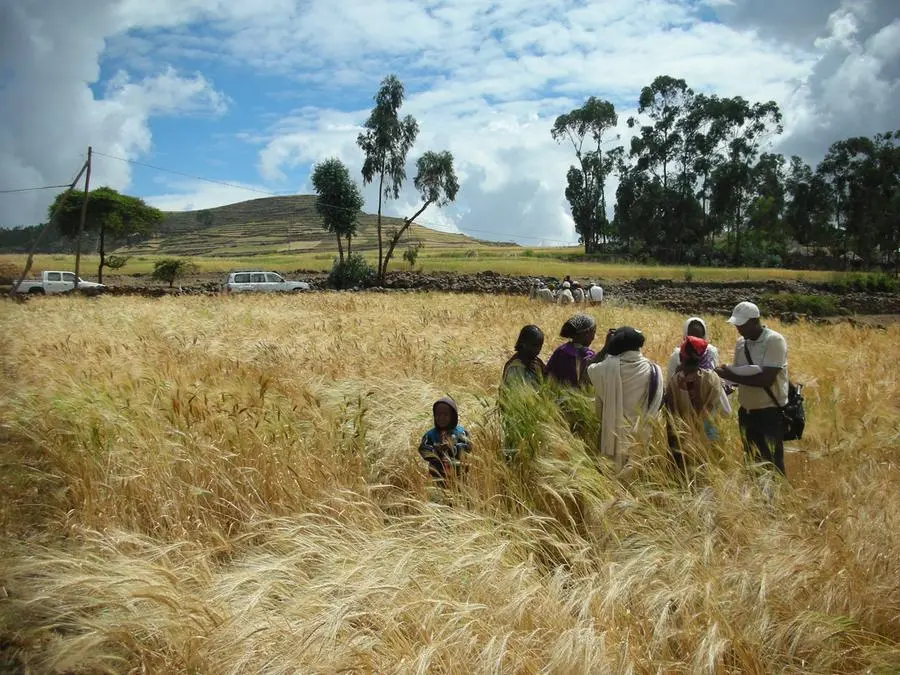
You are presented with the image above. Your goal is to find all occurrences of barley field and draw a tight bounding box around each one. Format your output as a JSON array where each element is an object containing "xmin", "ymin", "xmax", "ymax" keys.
[
  {"xmin": 0, "ymin": 251, "xmax": 846, "ymax": 284},
  {"xmin": 1, "ymin": 294, "xmax": 898, "ymax": 674}
]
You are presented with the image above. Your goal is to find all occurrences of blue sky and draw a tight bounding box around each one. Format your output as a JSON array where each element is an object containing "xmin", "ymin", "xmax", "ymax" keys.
[{"xmin": 2, "ymin": 0, "xmax": 898, "ymax": 245}]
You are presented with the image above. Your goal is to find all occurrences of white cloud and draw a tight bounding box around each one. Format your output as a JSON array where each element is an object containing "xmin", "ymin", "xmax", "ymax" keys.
[
  {"xmin": 0, "ymin": 0, "xmax": 228, "ymax": 226},
  {"xmin": 247, "ymin": 0, "xmax": 818, "ymax": 244},
  {"xmin": 144, "ymin": 178, "xmax": 277, "ymax": 212},
  {"xmin": 2, "ymin": 0, "xmax": 897, "ymax": 246},
  {"xmin": 778, "ymin": 1, "xmax": 900, "ymax": 158}
]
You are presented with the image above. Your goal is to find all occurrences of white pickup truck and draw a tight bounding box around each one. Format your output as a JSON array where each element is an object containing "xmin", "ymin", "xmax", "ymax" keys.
[
  {"xmin": 224, "ymin": 271, "xmax": 311, "ymax": 293},
  {"xmin": 14, "ymin": 271, "xmax": 106, "ymax": 295}
]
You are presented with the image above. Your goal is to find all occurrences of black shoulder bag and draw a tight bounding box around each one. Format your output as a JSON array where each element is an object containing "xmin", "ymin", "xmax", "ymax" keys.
[{"xmin": 743, "ymin": 343, "xmax": 805, "ymax": 441}]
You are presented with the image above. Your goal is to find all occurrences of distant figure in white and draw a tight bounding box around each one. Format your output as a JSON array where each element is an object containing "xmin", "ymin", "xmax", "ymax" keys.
[
  {"xmin": 557, "ymin": 281, "xmax": 575, "ymax": 305},
  {"xmin": 529, "ymin": 279, "xmax": 555, "ymax": 302},
  {"xmin": 587, "ymin": 282, "xmax": 604, "ymax": 305},
  {"xmin": 571, "ymin": 281, "xmax": 585, "ymax": 303}
]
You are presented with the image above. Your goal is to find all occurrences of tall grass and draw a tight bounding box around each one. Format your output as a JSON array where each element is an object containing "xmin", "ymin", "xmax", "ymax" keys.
[{"xmin": 1, "ymin": 294, "xmax": 898, "ymax": 673}]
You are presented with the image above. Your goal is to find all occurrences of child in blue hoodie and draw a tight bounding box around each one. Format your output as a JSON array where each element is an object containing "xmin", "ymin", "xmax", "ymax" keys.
[{"xmin": 418, "ymin": 397, "xmax": 471, "ymax": 486}]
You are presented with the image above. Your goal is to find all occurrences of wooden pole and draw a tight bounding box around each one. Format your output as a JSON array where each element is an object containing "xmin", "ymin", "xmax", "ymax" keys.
[
  {"xmin": 74, "ymin": 146, "xmax": 92, "ymax": 290},
  {"xmin": 9, "ymin": 161, "xmax": 89, "ymax": 296}
]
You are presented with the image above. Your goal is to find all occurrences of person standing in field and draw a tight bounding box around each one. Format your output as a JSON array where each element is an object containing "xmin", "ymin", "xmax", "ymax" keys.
[
  {"xmin": 587, "ymin": 282, "xmax": 604, "ymax": 305},
  {"xmin": 501, "ymin": 325, "xmax": 545, "ymax": 388},
  {"xmin": 545, "ymin": 314, "xmax": 596, "ymax": 388},
  {"xmin": 665, "ymin": 336, "xmax": 731, "ymax": 472},
  {"xmin": 418, "ymin": 397, "xmax": 472, "ymax": 487},
  {"xmin": 557, "ymin": 281, "xmax": 575, "ymax": 305},
  {"xmin": 571, "ymin": 281, "xmax": 585, "ymax": 303},
  {"xmin": 586, "ymin": 327, "xmax": 664, "ymax": 473},
  {"xmin": 715, "ymin": 302, "xmax": 790, "ymax": 475},
  {"xmin": 666, "ymin": 317, "xmax": 720, "ymax": 382}
]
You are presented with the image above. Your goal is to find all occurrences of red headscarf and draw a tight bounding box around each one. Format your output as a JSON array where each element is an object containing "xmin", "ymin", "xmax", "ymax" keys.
[{"xmin": 680, "ymin": 335, "xmax": 709, "ymax": 363}]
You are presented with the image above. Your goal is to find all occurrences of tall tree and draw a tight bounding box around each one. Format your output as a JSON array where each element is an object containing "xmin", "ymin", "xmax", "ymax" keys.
[
  {"xmin": 551, "ymin": 97, "xmax": 620, "ymax": 254},
  {"xmin": 873, "ymin": 131, "xmax": 900, "ymax": 271},
  {"xmin": 357, "ymin": 74, "xmax": 419, "ymax": 282},
  {"xmin": 626, "ymin": 76, "xmax": 703, "ymax": 260},
  {"xmin": 627, "ymin": 76, "xmax": 693, "ymax": 193},
  {"xmin": 311, "ymin": 158, "xmax": 364, "ymax": 262},
  {"xmin": 679, "ymin": 92, "xmax": 725, "ymax": 243},
  {"xmin": 818, "ymin": 132, "xmax": 900, "ymax": 268},
  {"xmin": 744, "ymin": 152, "xmax": 787, "ymax": 258},
  {"xmin": 51, "ymin": 186, "xmax": 163, "ymax": 282},
  {"xmin": 613, "ymin": 165, "xmax": 667, "ymax": 256},
  {"xmin": 784, "ymin": 156, "xmax": 831, "ymax": 248},
  {"xmin": 381, "ymin": 151, "xmax": 459, "ymax": 278},
  {"xmin": 706, "ymin": 97, "xmax": 783, "ymax": 263}
]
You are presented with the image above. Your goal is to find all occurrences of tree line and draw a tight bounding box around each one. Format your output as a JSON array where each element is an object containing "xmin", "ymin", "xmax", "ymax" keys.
[{"xmin": 555, "ymin": 75, "xmax": 900, "ymax": 270}]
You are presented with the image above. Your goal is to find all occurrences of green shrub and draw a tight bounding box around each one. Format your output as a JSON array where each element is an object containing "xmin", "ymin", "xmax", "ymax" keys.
[
  {"xmin": 683, "ymin": 266, "xmax": 694, "ymax": 282},
  {"xmin": 832, "ymin": 272, "xmax": 899, "ymax": 293},
  {"xmin": 328, "ymin": 253, "xmax": 375, "ymax": 289},
  {"xmin": 151, "ymin": 258, "xmax": 196, "ymax": 288},
  {"xmin": 105, "ymin": 255, "xmax": 131, "ymax": 270},
  {"xmin": 402, "ymin": 241, "xmax": 423, "ymax": 269},
  {"xmin": 760, "ymin": 292, "xmax": 839, "ymax": 317}
]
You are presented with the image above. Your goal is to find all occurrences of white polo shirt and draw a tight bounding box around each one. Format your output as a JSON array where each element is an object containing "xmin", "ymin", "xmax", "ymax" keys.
[
  {"xmin": 733, "ymin": 327, "xmax": 789, "ymax": 410},
  {"xmin": 588, "ymin": 285, "xmax": 604, "ymax": 302}
]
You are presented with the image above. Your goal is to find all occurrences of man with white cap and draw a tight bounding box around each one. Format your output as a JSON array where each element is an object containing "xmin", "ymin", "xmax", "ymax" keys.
[{"xmin": 715, "ymin": 301, "xmax": 789, "ymax": 475}]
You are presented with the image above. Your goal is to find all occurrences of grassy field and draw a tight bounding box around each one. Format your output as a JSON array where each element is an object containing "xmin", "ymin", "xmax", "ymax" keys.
[
  {"xmin": 1, "ymin": 294, "xmax": 898, "ymax": 673},
  {"xmin": 1, "ymin": 250, "xmax": 848, "ymax": 283}
]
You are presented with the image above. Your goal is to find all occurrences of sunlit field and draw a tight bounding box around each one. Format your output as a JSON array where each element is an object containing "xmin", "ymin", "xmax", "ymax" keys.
[
  {"xmin": 1, "ymin": 251, "xmax": 846, "ymax": 283},
  {"xmin": 1, "ymin": 294, "xmax": 898, "ymax": 673}
]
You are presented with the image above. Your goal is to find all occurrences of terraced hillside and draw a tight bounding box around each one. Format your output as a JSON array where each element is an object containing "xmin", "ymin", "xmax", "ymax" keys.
[{"xmin": 123, "ymin": 195, "xmax": 492, "ymax": 257}]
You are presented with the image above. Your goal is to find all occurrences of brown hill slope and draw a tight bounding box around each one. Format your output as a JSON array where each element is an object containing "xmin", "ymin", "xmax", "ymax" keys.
[{"xmin": 123, "ymin": 195, "xmax": 496, "ymax": 256}]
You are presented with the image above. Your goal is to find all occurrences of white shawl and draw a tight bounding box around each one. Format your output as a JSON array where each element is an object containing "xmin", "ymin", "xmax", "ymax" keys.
[{"xmin": 587, "ymin": 351, "xmax": 663, "ymax": 468}]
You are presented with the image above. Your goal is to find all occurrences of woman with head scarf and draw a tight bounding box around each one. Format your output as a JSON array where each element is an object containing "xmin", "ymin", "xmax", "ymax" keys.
[
  {"xmin": 666, "ymin": 317, "xmax": 720, "ymax": 382},
  {"xmin": 545, "ymin": 314, "xmax": 597, "ymax": 388},
  {"xmin": 664, "ymin": 336, "xmax": 731, "ymax": 470},
  {"xmin": 502, "ymin": 325, "xmax": 545, "ymax": 388},
  {"xmin": 586, "ymin": 326, "xmax": 664, "ymax": 472}
]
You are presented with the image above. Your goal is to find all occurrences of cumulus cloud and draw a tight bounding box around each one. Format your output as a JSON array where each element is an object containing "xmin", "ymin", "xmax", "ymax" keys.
[
  {"xmin": 713, "ymin": 0, "xmax": 900, "ymax": 160},
  {"xmin": 2, "ymin": 0, "xmax": 897, "ymax": 245},
  {"xmin": 143, "ymin": 178, "xmax": 278, "ymax": 212},
  {"xmin": 0, "ymin": 0, "xmax": 228, "ymax": 226},
  {"xmin": 248, "ymin": 0, "xmax": 814, "ymax": 244}
]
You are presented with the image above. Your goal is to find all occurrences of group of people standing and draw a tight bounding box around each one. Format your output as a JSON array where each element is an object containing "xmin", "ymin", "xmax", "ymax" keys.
[
  {"xmin": 529, "ymin": 276, "xmax": 604, "ymax": 305},
  {"xmin": 420, "ymin": 301, "xmax": 791, "ymax": 487}
]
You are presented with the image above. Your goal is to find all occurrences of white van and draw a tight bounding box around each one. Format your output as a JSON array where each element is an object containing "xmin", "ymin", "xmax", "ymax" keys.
[{"xmin": 224, "ymin": 271, "xmax": 310, "ymax": 293}]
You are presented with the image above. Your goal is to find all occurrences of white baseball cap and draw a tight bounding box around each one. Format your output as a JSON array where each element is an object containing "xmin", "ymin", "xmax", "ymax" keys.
[
  {"xmin": 562, "ymin": 281, "xmax": 571, "ymax": 289},
  {"xmin": 727, "ymin": 301, "xmax": 761, "ymax": 326}
]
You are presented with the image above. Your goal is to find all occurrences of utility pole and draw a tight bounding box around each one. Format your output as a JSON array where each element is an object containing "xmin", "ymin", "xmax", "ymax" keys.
[
  {"xmin": 74, "ymin": 146, "xmax": 92, "ymax": 289},
  {"xmin": 10, "ymin": 161, "xmax": 89, "ymax": 296}
]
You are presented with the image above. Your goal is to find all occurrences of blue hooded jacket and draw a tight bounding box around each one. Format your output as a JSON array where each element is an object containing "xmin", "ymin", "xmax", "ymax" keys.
[{"xmin": 418, "ymin": 396, "xmax": 471, "ymax": 481}]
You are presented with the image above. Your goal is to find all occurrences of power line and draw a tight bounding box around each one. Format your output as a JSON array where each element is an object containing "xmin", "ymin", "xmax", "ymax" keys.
[
  {"xmin": 0, "ymin": 183, "xmax": 72, "ymax": 194},
  {"xmin": 92, "ymin": 149, "xmax": 579, "ymax": 247},
  {"xmin": 93, "ymin": 151, "xmax": 290, "ymax": 197}
]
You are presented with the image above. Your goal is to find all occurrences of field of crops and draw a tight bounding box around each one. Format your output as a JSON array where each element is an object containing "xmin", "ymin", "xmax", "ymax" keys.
[
  {"xmin": 1, "ymin": 293, "xmax": 898, "ymax": 672},
  {"xmin": 0, "ymin": 250, "xmax": 849, "ymax": 284}
]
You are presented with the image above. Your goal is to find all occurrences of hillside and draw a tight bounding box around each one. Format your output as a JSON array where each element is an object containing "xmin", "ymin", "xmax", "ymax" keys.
[{"xmin": 123, "ymin": 195, "xmax": 495, "ymax": 257}]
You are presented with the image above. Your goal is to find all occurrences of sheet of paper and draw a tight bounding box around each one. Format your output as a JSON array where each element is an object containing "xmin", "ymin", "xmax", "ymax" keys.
[{"xmin": 723, "ymin": 364, "xmax": 762, "ymax": 387}]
